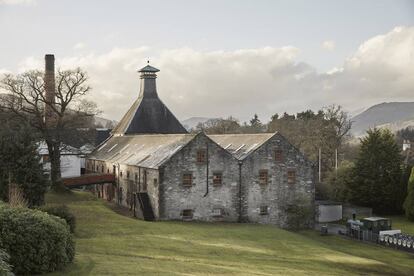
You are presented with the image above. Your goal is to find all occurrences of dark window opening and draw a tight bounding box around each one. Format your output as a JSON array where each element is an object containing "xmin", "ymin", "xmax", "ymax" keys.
[
  {"xmin": 260, "ymin": 206, "xmax": 269, "ymax": 215},
  {"xmin": 287, "ymin": 170, "xmax": 296, "ymax": 185},
  {"xmin": 182, "ymin": 173, "xmax": 193, "ymax": 187},
  {"xmin": 213, "ymin": 172, "xmax": 223, "ymax": 185},
  {"xmin": 181, "ymin": 209, "xmax": 193, "ymax": 220},
  {"xmin": 196, "ymin": 149, "xmax": 206, "ymax": 163},
  {"xmin": 275, "ymin": 149, "xmax": 283, "ymax": 162},
  {"xmin": 259, "ymin": 170, "xmax": 268, "ymax": 185}
]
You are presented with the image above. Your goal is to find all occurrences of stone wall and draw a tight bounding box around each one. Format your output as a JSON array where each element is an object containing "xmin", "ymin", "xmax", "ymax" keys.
[
  {"xmin": 159, "ymin": 133, "xmax": 240, "ymax": 222},
  {"xmin": 241, "ymin": 133, "xmax": 315, "ymax": 227},
  {"xmin": 86, "ymin": 132, "xmax": 315, "ymax": 227},
  {"xmin": 85, "ymin": 159, "xmax": 160, "ymax": 218}
]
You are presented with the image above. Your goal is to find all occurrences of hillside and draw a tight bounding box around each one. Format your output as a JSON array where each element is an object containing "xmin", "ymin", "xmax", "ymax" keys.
[
  {"xmin": 351, "ymin": 102, "xmax": 414, "ymax": 136},
  {"xmin": 45, "ymin": 191, "xmax": 414, "ymax": 276},
  {"xmin": 181, "ymin": 117, "xmax": 214, "ymax": 130}
]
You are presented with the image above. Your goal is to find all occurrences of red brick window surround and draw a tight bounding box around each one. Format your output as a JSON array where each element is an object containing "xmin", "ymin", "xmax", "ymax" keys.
[
  {"xmin": 259, "ymin": 170, "xmax": 269, "ymax": 185},
  {"xmin": 213, "ymin": 172, "xmax": 223, "ymax": 185},
  {"xmin": 274, "ymin": 149, "xmax": 283, "ymax": 162},
  {"xmin": 196, "ymin": 149, "xmax": 206, "ymax": 163},
  {"xmin": 182, "ymin": 173, "xmax": 193, "ymax": 187},
  {"xmin": 287, "ymin": 170, "xmax": 296, "ymax": 185}
]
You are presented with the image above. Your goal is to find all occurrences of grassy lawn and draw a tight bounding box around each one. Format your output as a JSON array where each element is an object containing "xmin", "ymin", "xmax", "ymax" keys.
[{"xmin": 45, "ymin": 191, "xmax": 414, "ymax": 275}]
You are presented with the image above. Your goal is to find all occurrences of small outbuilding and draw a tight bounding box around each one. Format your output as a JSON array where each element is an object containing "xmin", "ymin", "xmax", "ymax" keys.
[{"xmin": 316, "ymin": 201, "xmax": 342, "ymax": 223}]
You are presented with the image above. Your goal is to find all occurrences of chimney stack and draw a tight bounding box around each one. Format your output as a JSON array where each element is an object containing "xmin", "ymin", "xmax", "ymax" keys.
[
  {"xmin": 138, "ymin": 63, "xmax": 160, "ymax": 99},
  {"xmin": 44, "ymin": 54, "xmax": 56, "ymax": 126}
]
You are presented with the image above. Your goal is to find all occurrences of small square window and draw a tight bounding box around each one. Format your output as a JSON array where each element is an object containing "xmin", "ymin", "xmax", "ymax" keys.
[
  {"xmin": 287, "ymin": 170, "xmax": 296, "ymax": 185},
  {"xmin": 127, "ymin": 171, "xmax": 130, "ymax": 179},
  {"xmin": 154, "ymin": 178, "xmax": 158, "ymax": 186},
  {"xmin": 182, "ymin": 173, "xmax": 193, "ymax": 187},
  {"xmin": 259, "ymin": 170, "xmax": 268, "ymax": 185},
  {"xmin": 213, "ymin": 172, "xmax": 222, "ymax": 185},
  {"xmin": 260, "ymin": 206, "xmax": 269, "ymax": 215},
  {"xmin": 120, "ymin": 171, "xmax": 123, "ymax": 178},
  {"xmin": 181, "ymin": 209, "xmax": 193, "ymax": 220},
  {"xmin": 212, "ymin": 208, "xmax": 223, "ymax": 217},
  {"xmin": 275, "ymin": 149, "xmax": 283, "ymax": 162},
  {"xmin": 196, "ymin": 149, "xmax": 206, "ymax": 163}
]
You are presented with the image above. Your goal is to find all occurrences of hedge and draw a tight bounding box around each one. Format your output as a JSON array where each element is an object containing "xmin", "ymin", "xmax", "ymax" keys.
[
  {"xmin": 38, "ymin": 205, "xmax": 76, "ymax": 233},
  {"xmin": 0, "ymin": 204, "xmax": 74, "ymax": 275},
  {"xmin": 0, "ymin": 248, "xmax": 13, "ymax": 276}
]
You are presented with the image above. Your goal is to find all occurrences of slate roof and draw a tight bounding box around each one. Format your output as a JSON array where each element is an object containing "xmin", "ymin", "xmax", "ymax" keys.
[
  {"xmin": 88, "ymin": 134, "xmax": 196, "ymax": 169},
  {"xmin": 208, "ymin": 133, "xmax": 276, "ymax": 160},
  {"xmin": 111, "ymin": 64, "xmax": 187, "ymax": 135},
  {"xmin": 138, "ymin": 64, "xmax": 160, "ymax": 73}
]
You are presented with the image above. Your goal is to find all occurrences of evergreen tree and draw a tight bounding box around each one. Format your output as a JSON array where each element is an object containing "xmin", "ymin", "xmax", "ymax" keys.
[
  {"xmin": 404, "ymin": 167, "xmax": 414, "ymax": 221},
  {"xmin": 0, "ymin": 122, "xmax": 48, "ymax": 206},
  {"xmin": 347, "ymin": 128, "xmax": 403, "ymax": 214}
]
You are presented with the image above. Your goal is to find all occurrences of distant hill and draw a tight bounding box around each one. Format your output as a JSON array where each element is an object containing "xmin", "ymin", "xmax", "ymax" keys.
[
  {"xmin": 94, "ymin": 116, "xmax": 118, "ymax": 129},
  {"xmin": 351, "ymin": 102, "xmax": 414, "ymax": 136},
  {"xmin": 181, "ymin": 117, "xmax": 214, "ymax": 130}
]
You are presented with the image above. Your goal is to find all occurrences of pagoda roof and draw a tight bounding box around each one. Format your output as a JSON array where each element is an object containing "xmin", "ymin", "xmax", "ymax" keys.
[{"xmin": 138, "ymin": 64, "xmax": 160, "ymax": 73}]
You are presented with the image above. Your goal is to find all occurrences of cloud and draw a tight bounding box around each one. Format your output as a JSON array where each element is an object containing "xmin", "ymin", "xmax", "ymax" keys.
[
  {"xmin": 0, "ymin": 0, "xmax": 36, "ymax": 5},
  {"xmin": 73, "ymin": 42, "xmax": 86, "ymax": 50},
  {"xmin": 322, "ymin": 40, "xmax": 335, "ymax": 51},
  {"xmin": 326, "ymin": 26, "xmax": 414, "ymax": 108},
  {"xmin": 11, "ymin": 26, "xmax": 414, "ymax": 123}
]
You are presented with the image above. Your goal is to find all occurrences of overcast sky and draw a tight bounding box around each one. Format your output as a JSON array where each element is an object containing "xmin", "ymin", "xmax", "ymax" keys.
[{"xmin": 1, "ymin": 0, "xmax": 413, "ymax": 122}]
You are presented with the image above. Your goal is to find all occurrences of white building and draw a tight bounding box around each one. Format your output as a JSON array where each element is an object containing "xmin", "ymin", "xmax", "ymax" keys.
[
  {"xmin": 38, "ymin": 142, "xmax": 82, "ymax": 178},
  {"xmin": 403, "ymin": 140, "xmax": 411, "ymax": 151}
]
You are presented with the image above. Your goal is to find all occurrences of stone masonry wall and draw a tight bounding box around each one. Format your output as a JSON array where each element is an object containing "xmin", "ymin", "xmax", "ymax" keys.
[
  {"xmin": 159, "ymin": 134, "xmax": 240, "ymax": 222},
  {"xmin": 241, "ymin": 133, "xmax": 315, "ymax": 227},
  {"xmin": 85, "ymin": 159, "xmax": 160, "ymax": 218}
]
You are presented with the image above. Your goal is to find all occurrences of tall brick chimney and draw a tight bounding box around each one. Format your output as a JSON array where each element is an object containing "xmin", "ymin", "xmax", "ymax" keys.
[{"xmin": 44, "ymin": 54, "xmax": 55, "ymax": 126}]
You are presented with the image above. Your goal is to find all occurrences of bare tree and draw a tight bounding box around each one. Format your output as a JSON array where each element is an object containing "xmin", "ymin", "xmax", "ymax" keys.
[{"xmin": 0, "ymin": 66, "xmax": 98, "ymax": 191}]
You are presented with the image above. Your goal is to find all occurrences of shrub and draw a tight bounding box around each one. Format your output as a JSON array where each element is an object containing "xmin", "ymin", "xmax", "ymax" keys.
[
  {"xmin": 404, "ymin": 168, "xmax": 414, "ymax": 221},
  {"xmin": 0, "ymin": 248, "xmax": 13, "ymax": 276},
  {"xmin": 38, "ymin": 205, "xmax": 76, "ymax": 233},
  {"xmin": 0, "ymin": 204, "xmax": 74, "ymax": 275},
  {"xmin": 284, "ymin": 195, "xmax": 314, "ymax": 230}
]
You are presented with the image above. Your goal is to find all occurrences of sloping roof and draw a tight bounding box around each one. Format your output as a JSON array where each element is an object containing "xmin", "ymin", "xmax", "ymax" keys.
[
  {"xmin": 111, "ymin": 64, "xmax": 188, "ymax": 135},
  {"xmin": 37, "ymin": 141, "xmax": 80, "ymax": 155},
  {"xmin": 208, "ymin": 133, "xmax": 276, "ymax": 160},
  {"xmin": 112, "ymin": 97, "xmax": 187, "ymax": 135},
  {"xmin": 88, "ymin": 134, "xmax": 196, "ymax": 169},
  {"xmin": 138, "ymin": 65, "xmax": 160, "ymax": 73}
]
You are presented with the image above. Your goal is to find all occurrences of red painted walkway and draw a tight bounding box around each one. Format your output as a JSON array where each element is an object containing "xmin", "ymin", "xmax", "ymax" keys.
[{"xmin": 63, "ymin": 173, "xmax": 115, "ymax": 188}]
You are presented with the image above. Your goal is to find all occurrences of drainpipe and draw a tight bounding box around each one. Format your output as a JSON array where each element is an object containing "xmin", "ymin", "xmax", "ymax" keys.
[
  {"xmin": 138, "ymin": 167, "xmax": 141, "ymax": 192},
  {"xmin": 203, "ymin": 142, "xmax": 209, "ymax": 197},
  {"xmin": 238, "ymin": 160, "xmax": 243, "ymax": 223},
  {"xmin": 116, "ymin": 162, "xmax": 120, "ymax": 205}
]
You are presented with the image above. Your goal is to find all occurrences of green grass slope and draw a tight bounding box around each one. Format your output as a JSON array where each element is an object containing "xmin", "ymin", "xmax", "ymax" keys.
[{"xmin": 45, "ymin": 192, "xmax": 414, "ymax": 275}]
